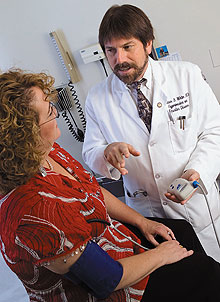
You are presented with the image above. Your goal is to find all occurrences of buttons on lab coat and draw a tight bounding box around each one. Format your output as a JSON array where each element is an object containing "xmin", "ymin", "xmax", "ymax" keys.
[
  {"xmin": 157, "ymin": 102, "xmax": 162, "ymax": 108},
  {"xmin": 155, "ymin": 174, "xmax": 160, "ymax": 179}
]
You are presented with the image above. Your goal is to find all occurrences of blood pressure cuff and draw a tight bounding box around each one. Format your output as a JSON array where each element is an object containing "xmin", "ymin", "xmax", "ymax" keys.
[{"xmin": 64, "ymin": 240, "xmax": 123, "ymax": 299}]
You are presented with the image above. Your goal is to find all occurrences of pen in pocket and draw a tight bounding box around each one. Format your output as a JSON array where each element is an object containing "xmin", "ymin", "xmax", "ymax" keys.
[
  {"xmin": 168, "ymin": 111, "xmax": 175, "ymax": 124},
  {"xmin": 178, "ymin": 116, "xmax": 186, "ymax": 130}
]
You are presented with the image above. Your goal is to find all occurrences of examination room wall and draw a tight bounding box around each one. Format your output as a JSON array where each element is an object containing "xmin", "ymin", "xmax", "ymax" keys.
[
  {"xmin": 0, "ymin": 1, "xmax": 220, "ymax": 301},
  {"xmin": 0, "ymin": 0, "xmax": 220, "ymax": 167}
]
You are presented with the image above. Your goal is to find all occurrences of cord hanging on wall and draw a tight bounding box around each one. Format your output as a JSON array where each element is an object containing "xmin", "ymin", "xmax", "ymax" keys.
[
  {"xmin": 55, "ymin": 84, "xmax": 85, "ymax": 142},
  {"xmin": 49, "ymin": 30, "xmax": 85, "ymax": 142}
]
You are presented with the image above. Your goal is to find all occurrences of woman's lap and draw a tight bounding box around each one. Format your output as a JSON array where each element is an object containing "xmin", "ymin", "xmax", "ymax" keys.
[
  {"xmin": 123, "ymin": 218, "xmax": 220, "ymax": 302},
  {"xmin": 142, "ymin": 253, "xmax": 220, "ymax": 301}
]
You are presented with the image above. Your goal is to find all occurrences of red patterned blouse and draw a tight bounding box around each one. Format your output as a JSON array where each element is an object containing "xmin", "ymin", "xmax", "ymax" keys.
[{"xmin": 0, "ymin": 143, "xmax": 149, "ymax": 302}]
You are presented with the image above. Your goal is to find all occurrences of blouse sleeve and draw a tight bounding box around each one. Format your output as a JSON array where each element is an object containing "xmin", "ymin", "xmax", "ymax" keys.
[{"xmin": 15, "ymin": 193, "xmax": 92, "ymax": 265}]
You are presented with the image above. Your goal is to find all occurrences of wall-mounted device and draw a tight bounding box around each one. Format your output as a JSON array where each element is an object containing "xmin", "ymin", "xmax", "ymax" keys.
[
  {"xmin": 49, "ymin": 31, "xmax": 79, "ymax": 83},
  {"xmin": 56, "ymin": 85, "xmax": 73, "ymax": 112},
  {"xmin": 55, "ymin": 85, "xmax": 86, "ymax": 142},
  {"xmin": 49, "ymin": 30, "xmax": 86, "ymax": 142},
  {"xmin": 80, "ymin": 43, "xmax": 108, "ymax": 77},
  {"xmin": 80, "ymin": 43, "xmax": 105, "ymax": 64}
]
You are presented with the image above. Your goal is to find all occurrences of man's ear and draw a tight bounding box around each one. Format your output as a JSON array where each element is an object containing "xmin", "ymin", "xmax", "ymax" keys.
[{"xmin": 146, "ymin": 40, "xmax": 153, "ymax": 55}]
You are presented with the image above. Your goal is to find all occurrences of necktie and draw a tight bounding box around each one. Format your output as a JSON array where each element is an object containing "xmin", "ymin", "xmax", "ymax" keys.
[{"xmin": 129, "ymin": 79, "xmax": 152, "ymax": 132}]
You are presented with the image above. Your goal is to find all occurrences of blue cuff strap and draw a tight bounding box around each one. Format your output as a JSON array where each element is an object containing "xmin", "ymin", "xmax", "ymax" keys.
[{"xmin": 64, "ymin": 240, "xmax": 123, "ymax": 299}]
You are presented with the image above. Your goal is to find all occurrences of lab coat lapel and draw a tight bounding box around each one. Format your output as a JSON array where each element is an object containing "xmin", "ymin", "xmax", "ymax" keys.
[
  {"xmin": 150, "ymin": 60, "xmax": 168, "ymax": 134},
  {"xmin": 115, "ymin": 62, "xmax": 168, "ymax": 135},
  {"xmin": 119, "ymin": 89, "xmax": 150, "ymax": 134},
  {"xmin": 151, "ymin": 81, "xmax": 168, "ymax": 134},
  {"xmin": 112, "ymin": 73, "xmax": 150, "ymax": 134}
]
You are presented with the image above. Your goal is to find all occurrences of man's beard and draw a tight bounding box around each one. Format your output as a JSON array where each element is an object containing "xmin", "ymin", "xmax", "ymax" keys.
[{"xmin": 113, "ymin": 54, "xmax": 148, "ymax": 84}]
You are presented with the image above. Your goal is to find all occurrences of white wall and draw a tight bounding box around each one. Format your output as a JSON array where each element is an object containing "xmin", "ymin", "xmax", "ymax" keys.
[{"xmin": 1, "ymin": 0, "xmax": 220, "ymax": 166}]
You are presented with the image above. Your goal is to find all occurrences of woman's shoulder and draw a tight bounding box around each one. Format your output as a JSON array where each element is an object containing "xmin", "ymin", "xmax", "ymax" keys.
[
  {"xmin": 0, "ymin": 174, "xmax": 81, "ymax": 222},
  {"xmin": 50, "ymin": 142, "xmax": 84, "ymax": 170},
  {"xmin": 0, "ymin": 176, "xmax": 90, "ymax": 238}
]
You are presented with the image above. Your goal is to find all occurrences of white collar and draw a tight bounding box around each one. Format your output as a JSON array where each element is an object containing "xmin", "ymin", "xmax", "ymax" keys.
[{"xmin": 142, "ymin": 60, "xmax": 152, "ymax": 90}]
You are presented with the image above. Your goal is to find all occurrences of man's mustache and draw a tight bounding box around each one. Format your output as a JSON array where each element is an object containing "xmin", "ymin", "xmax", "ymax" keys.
[{"xmin": 114, "ymin": 62, "xmax": 137, "ymax": 72}]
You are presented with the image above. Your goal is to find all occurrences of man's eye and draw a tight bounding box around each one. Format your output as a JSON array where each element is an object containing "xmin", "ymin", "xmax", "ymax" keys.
[
  {"xmin": 124, "ymin": 45, "xmax": 132, "ymax": 50},
  {"xmin": 106, "ymin": 49, "xmax": 115, "ymax": 54}
]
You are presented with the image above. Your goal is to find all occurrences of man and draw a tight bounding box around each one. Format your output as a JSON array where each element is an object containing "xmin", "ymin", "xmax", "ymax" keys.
[{"xmin": 82, "ymin": 4, "xmax": 220, "ymax": 262}]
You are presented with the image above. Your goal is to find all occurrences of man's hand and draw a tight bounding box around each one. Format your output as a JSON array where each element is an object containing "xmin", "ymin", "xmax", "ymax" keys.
[
  {"xmin": 165, "ymin": 169, "xmax": 200, "ymax": 205},
  {"xmin": 104, "ymin": 142, "xmax": 140, "ymax": 175},
  {"xmin": 181, "ymin": 169, "xmax": 200, "ymax": 182}
]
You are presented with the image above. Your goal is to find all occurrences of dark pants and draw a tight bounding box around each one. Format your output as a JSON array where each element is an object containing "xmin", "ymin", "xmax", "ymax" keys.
[{"xmin": 124, "ymin": 218, "xmax": 220, "ymax": 302}]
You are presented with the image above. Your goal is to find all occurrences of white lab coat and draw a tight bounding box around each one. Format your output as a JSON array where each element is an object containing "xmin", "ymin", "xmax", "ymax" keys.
[{"xmin": 82, "ymin": 58, "xmax": 220, "ymax": 262}]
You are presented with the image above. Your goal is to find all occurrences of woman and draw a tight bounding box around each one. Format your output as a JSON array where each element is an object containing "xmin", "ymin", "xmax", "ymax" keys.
[{"xmin": 0, "ymin": 69, "xmax": 220, "ymax": 302}]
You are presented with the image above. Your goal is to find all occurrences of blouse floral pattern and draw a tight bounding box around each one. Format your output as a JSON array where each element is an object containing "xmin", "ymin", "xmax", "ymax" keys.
[{"xmin": 0, "ymin": 143, "xmax": 149, "ymax": 302}]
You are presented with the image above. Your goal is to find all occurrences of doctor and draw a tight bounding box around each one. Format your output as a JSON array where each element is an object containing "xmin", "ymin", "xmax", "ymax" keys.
[{"xmin": 82, "ymin": 4, "xmax": 220, "ymax": 262}]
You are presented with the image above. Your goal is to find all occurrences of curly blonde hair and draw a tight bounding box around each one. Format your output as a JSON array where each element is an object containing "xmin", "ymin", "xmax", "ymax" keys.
[{"xmin": 0, "ymin": 69, "xmax": 55, "ymax": 194}]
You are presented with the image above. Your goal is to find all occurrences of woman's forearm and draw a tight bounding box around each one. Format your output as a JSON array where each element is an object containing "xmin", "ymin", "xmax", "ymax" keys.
[
  {"xmin": 116, "ymin": 241, "xmax": 193, "ymax": 290},
  {"xmin": 115, "ymin": 248, "xmax": 163, "ymax": 289},
  {"xmin": 101, "ymin": 187, "xmax": 145, "ymax": 228}
]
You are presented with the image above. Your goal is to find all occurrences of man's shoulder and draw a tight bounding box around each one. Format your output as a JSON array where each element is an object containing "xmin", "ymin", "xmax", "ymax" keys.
[
  {"xmin": 88, "ymin": 73, "xmax": 121, "ymax": 95},
  {"xmin": 151, "ymin": 58, "xmax": 200, "ymax": 73}
]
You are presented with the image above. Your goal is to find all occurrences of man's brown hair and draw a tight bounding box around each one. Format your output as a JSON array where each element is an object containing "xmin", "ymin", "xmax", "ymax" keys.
[{"xmin": 99, "ymin": 4, "xmax": 154, "ymax": 53}]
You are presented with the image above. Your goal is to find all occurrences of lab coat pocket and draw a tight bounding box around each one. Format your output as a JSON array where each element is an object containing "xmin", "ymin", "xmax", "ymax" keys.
[
  {"xmin": 168, "ymin": 117, "xmax": 196, "ymax": 153},
  {"xmin": 126, "ymin": 194, "xmax": 152, "ymax": 217}
]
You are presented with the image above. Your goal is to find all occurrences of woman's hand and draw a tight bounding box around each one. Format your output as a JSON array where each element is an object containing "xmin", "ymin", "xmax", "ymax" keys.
[
  {"xmin": 138, "ymin": 217, "xmax": 176, "ymax": 246},
  {"xmin": 154, "ymin": 240, "xmax": 194, "ymax": 265},
  {"xmin": 116, "ymin": 238, "xmax": 194, "ymax": 289}
]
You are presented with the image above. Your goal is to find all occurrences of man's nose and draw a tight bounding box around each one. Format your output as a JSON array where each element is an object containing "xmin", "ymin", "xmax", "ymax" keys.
[{"xmin": 115, "ymin": 49, "xmax": 126, "ymax": 64}]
